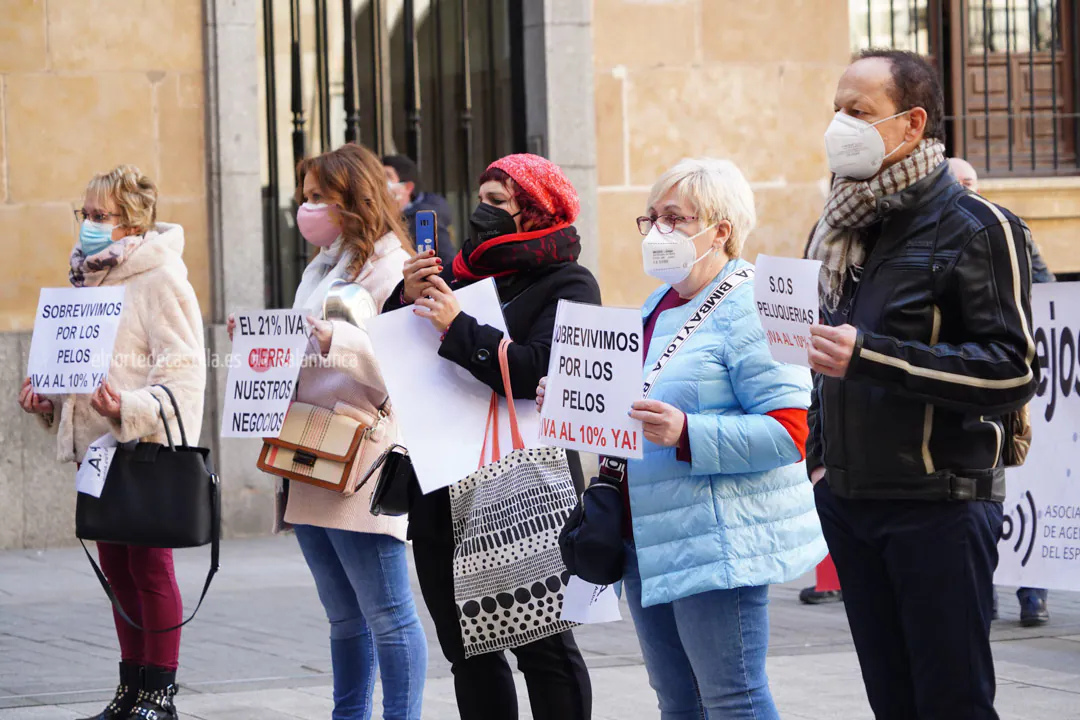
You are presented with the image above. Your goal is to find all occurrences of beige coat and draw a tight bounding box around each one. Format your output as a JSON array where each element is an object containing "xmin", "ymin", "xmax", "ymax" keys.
[
  {"xmin": 40, "ymin": 223, "xmax": 206, "ymax": 462},
  {"xmin": 280, "ymin": 234, "xmax": 410, "ymax": 541}
]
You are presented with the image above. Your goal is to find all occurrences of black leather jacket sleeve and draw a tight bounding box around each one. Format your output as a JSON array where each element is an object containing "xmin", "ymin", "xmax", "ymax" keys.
[
  {"xmin": 848, "ymin": 217, "xmax": 1038, "ymax": 416},
  {"xmin": 805, "ymin": 373, "xmax": 823, "ymax": 480}
]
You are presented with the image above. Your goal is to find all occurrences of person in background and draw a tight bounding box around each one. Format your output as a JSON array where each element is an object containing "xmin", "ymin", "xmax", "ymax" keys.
[
  {"xmin": 950, "ymin": 155, "xmax": 1054, "ymax": 627},
  {"xmin": 18, "ymin": 165, "xmax": 206, "ymax": 720},
  {"xmin": 232, "ymin": 143, "xmax": 428, "ymax": 719},
  {"xmin": 540, "ymin": 157, "xmax": 826, "ymax": 719},
  {"xmin": 383, "ymin": 154, "xmax": 457, "ymax": 267},
  {"xmin": 808, "ymin": 50, "xmax": 1037, "ymax": 719},
  {"xmin": 383, "ymin": 153, "xmax": 598, "ymax": 720}
]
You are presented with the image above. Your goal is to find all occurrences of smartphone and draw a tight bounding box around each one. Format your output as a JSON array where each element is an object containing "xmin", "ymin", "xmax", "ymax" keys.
[{"xmin": 415, "ymin": 210, "xmax": 438, "ymax": 256}]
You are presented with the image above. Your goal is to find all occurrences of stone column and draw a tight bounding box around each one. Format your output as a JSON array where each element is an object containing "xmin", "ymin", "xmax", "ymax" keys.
[
  {"xmin": 523, "ymin": 0, "xmax": 599, "ymax": 275},
  {"xmin": 203, "ymin": 0, "xmax": 275, "ymax": 536}
]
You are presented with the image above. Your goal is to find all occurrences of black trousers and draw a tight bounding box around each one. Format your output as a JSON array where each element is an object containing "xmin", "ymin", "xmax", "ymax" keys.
[
  {"xmin": 815, "ymin": 481, "xmax": 1003, "ymax": 720},
  {"xmin": 412, "ymin": 531, "xmax": 592, "ymax": 720}
]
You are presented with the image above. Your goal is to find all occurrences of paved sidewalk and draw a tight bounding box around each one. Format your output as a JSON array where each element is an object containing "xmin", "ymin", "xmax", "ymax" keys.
[{"xmin": 1, "ymin": 536, "xmax": 1078, "ymax": 719}]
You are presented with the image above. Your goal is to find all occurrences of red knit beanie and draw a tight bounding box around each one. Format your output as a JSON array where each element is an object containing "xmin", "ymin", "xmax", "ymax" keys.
[{"xmin": 487, "ymin": 154, "xmax": 580, "ymax": 224}]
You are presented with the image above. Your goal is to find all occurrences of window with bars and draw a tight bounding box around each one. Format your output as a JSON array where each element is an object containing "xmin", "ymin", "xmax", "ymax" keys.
[{"xmin": 850, "ymin": 0, "xmax": 1080, "ymax": 176}]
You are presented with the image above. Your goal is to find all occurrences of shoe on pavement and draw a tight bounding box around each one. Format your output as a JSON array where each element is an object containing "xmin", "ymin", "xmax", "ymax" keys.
[
  {"xmin": 1019, "ymin": 592, "xmax": 1050, "ymax": 627},
  {"xmin": 799, "ymin": 586, "xmax": 843, "ymax": 605},
  {"xmin": 126, "ymin": 666, "xmax": 178, "ymax": 720},
  {"xmin": 79, "ymin": 661, "xmax": 142, "ymax": 720}
]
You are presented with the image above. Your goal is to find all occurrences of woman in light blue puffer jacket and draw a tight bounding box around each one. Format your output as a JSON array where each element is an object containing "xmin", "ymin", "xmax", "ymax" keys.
[{"xmin": 542, "ymin": 158, "xmax": 826, "ymax": 720}]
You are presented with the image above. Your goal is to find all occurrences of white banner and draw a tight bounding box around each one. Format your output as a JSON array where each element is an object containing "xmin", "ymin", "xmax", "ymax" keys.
[
  {"xmin": 540, "ymin": 302, "xmax": 644, "ymax": 459},
  {"xmin": 366, "ymin": 278, "xmax": 542, "ymax": 494},
  {"xmin": 752, "ymin": 255, "xmax": 821, "ymax": 368},
  {"xmin": 27, "ymin": 287, "xmax": 126, "ymax": 394},
  {"xmin": 995, "ymin": 282, "xmax": 1080, "ymax": 591},
  {"xmin": 221, "ymin": 310, "xmax": 310, "ymax": 438}
]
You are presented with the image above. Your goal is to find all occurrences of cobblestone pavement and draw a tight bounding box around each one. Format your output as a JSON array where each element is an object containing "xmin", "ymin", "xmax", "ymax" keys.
[{"xmin": 2, "ymin": 536, "xmax": 1078, "ymax": 719}]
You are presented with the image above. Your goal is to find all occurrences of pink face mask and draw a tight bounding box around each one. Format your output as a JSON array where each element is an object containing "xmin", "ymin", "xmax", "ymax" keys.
[{"xmin": 297, "ymin": 203, "xmax": 340, "ymax": 247}]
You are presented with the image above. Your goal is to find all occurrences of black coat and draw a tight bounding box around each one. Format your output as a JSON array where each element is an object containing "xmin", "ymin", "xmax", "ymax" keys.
[
  {"xmin": 807, "ymin": 162, "xmax": 1038, "ymax": 503},
  {"xmin": 383, "ymin": 256, "xmax": 602, "ymax": 541}
]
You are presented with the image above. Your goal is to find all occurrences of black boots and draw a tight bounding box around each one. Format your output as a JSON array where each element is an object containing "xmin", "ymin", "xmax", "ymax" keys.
[
  {"xmin": 127, "ymin": 666, "xmax": 179, "ymax": 720},
  {"xmin": 79, "ymin": 662, "xmax": 142, "ymax": 720}
]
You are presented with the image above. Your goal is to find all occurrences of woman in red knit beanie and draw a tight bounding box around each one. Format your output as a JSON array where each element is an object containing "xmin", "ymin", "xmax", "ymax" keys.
[{"xmin": 384, "ymin": 153, "xmax": 599, "ymax": 720}]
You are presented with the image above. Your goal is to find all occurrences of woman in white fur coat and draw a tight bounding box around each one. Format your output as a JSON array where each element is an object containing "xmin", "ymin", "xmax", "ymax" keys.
[
  {"xmin": 229, "ymin": 143, "xmax": 428, "ymax": 720},
  {"xmin": 17, "ymin": 165, "xmax": 205, "ymax": 720}
]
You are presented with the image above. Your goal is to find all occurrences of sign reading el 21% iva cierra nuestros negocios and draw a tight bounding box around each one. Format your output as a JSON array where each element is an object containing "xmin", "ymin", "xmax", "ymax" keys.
[
  {"xmin": 221, "ymin": 310, "xmax": 310, "ymax": 438},
  {"xmin": 27, "ymin": 287, "xmax": 126, "ymax": 394},
  {"xmin": 539, "ymin": 301, "xmax": 644, "ymax": 460}
]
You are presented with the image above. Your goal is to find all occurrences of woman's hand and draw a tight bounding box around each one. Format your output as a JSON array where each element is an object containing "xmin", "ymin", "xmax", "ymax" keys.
[
  {"xmin": 307, "ymin": 316, "xmax": 334, "ymax": 355},
  {"xmin": 18, "ymin": 378, "xmax": 54, "ymax": 415},
  {"xmin": 402, "ymin": 250, "xmax": 444, "ymax": 304},
  {"xmin": 630, "ymin": 399, "xmax": 685, "ymax": 448},
  {"xmin": 89, "ymin": 380, "xmax": 122, "ymax": 421},
  {"xmin": 227, "ymin": 313, "xmax": 236, "ymax": 342},
  {"xmin": 536, "ymin": 377, "xmax": 547, "ymax": 413},
  {"xmin": 413, "ymin": 276, "xmax": 461, "ymax": 333}
]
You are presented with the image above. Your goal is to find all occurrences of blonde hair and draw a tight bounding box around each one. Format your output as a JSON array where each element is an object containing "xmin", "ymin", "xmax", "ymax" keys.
[
  {"xmin": 85, "ymin": 165, "xmax": 159, "ymax": 234},
  {"xmin": 646, "ymin": 157, "xmax": 756, "ymax": 258}
]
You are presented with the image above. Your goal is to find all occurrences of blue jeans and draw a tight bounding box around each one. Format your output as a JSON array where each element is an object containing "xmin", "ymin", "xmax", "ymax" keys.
[
  {"xmin": 294, "ymin": 525, "xmax": 428, "ymax": 720},
  {"xmin": 623, "ymin": 543, "xmax": 779, "ymax": 720}
]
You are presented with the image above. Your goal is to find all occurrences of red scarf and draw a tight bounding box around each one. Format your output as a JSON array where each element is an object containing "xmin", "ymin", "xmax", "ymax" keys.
[{"xmin": 452, "ymin": 223, "xmax": 581, "ymax": 282}]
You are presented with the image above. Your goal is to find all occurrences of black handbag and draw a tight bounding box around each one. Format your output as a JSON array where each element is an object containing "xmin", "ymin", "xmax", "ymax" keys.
[
  {"xmin": 359, "ymin": 444, "xmax": 417, "ymax": 517},
  {"xmin": 75, "ymin": 384, "xmax": 220, "ymax": 633},
  {"xmin": 558, "ymin": 475, "xmax": 625, "ymax": 585}
]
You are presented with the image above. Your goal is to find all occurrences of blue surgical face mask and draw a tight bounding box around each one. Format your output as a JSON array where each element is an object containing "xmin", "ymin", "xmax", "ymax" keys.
[{"xmin": 79, "ymin": 220, "xmax": 117, "ymax": 256}]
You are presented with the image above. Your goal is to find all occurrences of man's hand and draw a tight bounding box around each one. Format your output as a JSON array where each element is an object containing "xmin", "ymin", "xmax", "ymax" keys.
[
  {"xmin": 810, "ymin": 466, "xmax": 826, "ymax": 486},
  {"xmin": 630, "ymin": 399, "xmax": 685, "ymax": 448},
  {"xmin": 227, "ymin": 313, "xmax": 236, "ymax": 342},
  {"xmin": 402, "ymin": 250, "xmax": 443, "ymax": 304},
  {"xmin": 809, "ymin": 324, "xmax": 858, "ymax": 378},
  {"xmin": 89, "ymin": 380, "xmax": 122, "ymax": 421},
  {"xmin": 18, "ymin": 377, "xmax": 54, "ymax": 415},
  {"xmin": 413, "ymin": 276, "xmax": 462, "ymax": 333}
]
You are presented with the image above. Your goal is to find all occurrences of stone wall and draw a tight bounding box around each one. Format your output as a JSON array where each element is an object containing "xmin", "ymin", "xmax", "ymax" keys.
[
  {"xmin": 0, "ymin": 0, "xmax": 212, "ymax": 332},
  {"xmin": 592, "ymin": 0, "xmax": 851, "ymax": 307}
]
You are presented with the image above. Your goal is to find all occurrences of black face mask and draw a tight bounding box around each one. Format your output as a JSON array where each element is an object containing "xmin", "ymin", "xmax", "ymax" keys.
[{"xmin": 469, "ymin": 203, "xmax": 520, "ymax": 245}]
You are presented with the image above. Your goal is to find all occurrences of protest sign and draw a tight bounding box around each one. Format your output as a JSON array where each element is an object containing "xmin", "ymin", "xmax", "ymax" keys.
[
  {"xmin": 27, "ymin": 287, "xmax": 126, "ymax": 394},
  {"xmin": 753, "ymin": 255, "xmax": 822, "ymax": 367},
  {"xmin": 366, "ymin": 278, "xmax": 542, "ymax": 494},
  {"xmin": 539, "ymin": 302, "xmax": 643, "ymax": 459},
  {"xmin": 75, "ymin": 434, "xmax": 118, "ymax": 498},
  {"xmin": 560, "ymin": 576, "xmax": 622, "ymax": 625},
  {"xmin": 996, "ymin": 283, "xmax": 1080, "ymax": 592},
  {"xmin": 221, "ymin": 310, "xmax": 309, "ymax": 438}
]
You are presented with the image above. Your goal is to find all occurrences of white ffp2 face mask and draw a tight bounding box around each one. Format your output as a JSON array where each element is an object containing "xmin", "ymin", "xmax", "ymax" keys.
[
  {"xmin": 824, "ymin": 110, "xmax": 910, "ymax": 180},
  {"xmin": 641, "ymin": 223, "xmax": 716, "ymax": 285}
]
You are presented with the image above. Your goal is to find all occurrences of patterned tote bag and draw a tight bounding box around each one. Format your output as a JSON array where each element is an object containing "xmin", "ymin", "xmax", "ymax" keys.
[{"xmin": 449, "ymin": 338, "xmax": 579, "ymax": 657}]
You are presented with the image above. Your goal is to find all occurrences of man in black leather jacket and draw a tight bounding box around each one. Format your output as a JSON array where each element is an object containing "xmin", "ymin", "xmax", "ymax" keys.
[{"xmin": 805, "ymin": 50, "xmax": 1038, "ymax": 720}]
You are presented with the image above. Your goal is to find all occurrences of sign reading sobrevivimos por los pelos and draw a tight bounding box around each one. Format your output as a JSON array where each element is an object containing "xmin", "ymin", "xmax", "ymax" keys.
[
  {"xmin": 221, "ymin": 310, "xmax": 310, "ymax": 438},
  {"xmin": 539, "ymin": 301, "xmax": 644, "ymax": 459},
  {"xmin": 752, "ymin": 255, "xmax": 822, "ymax": 368},
  {"xmin": 995, "ymin": 282, "xmax": 1080, "ymax": 592},
  {"xmin": 27, "ymin": 287, "xmax": 126, "ymax": 394}
]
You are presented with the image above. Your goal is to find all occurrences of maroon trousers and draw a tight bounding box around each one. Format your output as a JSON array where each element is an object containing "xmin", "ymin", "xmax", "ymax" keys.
[{"xmin": 96, "ymin": 543, "xmax": 183, "ymax": 670}]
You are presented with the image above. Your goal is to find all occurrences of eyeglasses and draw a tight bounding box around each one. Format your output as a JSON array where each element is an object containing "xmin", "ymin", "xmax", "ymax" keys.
[
  {"xmin": 74, "ymin": 209, "xmax": 122, "ymax": 224},
  {"xmin": 636, "ymin": 214, "xmax": 698, "ymax": 236}
]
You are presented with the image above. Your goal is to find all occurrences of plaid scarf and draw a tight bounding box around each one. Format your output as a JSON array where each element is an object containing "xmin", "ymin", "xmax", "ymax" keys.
[
  {"xmin": 69, "ymin": 235, "xmax": 147, "ymax": 287},
  {"xmin": 808, "ymin": 139, "xmax": 946, "ymax": 310}
]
